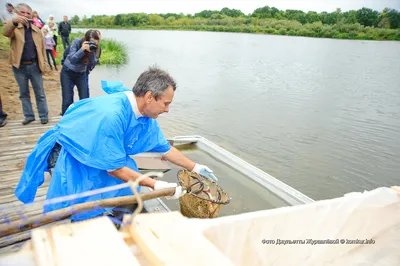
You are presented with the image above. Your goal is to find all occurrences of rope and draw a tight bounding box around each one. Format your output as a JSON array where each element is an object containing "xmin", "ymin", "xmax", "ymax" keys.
[
  {"xmin": 127, "ymin": 171, "xmax": 164, "ymax": 224},
  {"xmin": 0, "ymin": 172, "xmax": 166, "ymax": 222}
]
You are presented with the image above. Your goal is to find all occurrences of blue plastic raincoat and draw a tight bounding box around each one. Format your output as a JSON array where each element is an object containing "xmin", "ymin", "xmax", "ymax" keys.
[{"xmin": 14, "ymin": 81, "xmax": 171, "ymax": 221}]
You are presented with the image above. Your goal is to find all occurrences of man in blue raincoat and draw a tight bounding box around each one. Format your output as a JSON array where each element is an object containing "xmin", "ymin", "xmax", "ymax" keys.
[{"xmin": 14, "ymin": 66, "xmax": 218, "ymax": 221}]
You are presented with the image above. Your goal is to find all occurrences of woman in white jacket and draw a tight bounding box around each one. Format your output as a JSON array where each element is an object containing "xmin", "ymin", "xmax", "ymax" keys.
[{"xmin": 46, "ymin": 15, "xmax": 59, "ymax": 51}]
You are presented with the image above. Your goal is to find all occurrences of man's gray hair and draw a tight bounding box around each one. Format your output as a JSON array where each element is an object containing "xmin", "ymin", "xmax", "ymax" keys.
[
  {"xmin": 133, "ymin": 66, "xmax": 177, "ymax": 100},
  {"xmin": 16, "ymin": 3, "xmax": 32, "ymax": 11}
]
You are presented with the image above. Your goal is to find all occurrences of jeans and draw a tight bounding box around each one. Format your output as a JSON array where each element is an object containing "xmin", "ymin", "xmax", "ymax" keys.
[
  {"xmin": 61, "ymin": 35, "xmax": 70, "ymax": 49},
  {"xmin": 66, "ymin": 70, "xmax": 90, "ymax": 105},
  {"xmin": 12, "ymin": 63, "xmax": 48, "ymax": 120},
  {"xmin": 85, "ymin": 71, "xmax": 90, "ymax": 97},
  {"xmin": 60, "ymin": 66, "xmax": 88, "ymax": 115}
]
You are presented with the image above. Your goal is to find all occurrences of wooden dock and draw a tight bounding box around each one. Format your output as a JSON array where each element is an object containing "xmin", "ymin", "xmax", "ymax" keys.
[{"xmin": 0, "ymin": 117, "xmax": 62, "ymax": 253}]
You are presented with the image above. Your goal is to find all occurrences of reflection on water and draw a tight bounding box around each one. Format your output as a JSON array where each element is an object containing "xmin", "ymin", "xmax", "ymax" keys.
[{"xmin": 76, "ymin": 29, "xmax": 400, "ymax": 201}]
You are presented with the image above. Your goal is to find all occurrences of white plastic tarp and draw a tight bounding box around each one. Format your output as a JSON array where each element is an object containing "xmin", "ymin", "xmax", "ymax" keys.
[{"xmin": 198, "ymin": 187, "xmax": 400, "ymax": 266}]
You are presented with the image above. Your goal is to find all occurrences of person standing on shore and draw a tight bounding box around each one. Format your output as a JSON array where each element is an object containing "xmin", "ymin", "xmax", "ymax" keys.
[
  {"xmin": 58, "ymin": 16, "xmax": 71, "ymax": 49},
  {"xmin": 43, "ymin": 28, "xmax": 57, "ymax": 70},
  {"xmin": 60, "ymin": 29, "xmax": 101, "ymax": 101},
  {"xmin": 47, "ymin": 15, "xmax": 58, "ymax": 52},
  {"xmin": 60, "ymin": 29, "xmax": 99, "ymax": 115},
  {"xmin": 86, "ymin": 30, "xmax": 102, "ymax": 96},
  {"xmin": 2, "ymin": 3, "xmax": 49, "ymax": 125}
]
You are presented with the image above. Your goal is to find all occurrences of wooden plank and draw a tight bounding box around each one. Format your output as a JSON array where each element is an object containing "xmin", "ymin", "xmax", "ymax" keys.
[
  {"xmin": 128, "ymin": 211, "xmax": 235, "ymax": 266},
  {"xmin": 31, "ymin": 217, "xmax": 141, "ymax": 266}
]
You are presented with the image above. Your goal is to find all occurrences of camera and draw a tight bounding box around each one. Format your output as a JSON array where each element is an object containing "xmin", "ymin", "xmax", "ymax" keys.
[{"xmin": 87, "ymin": 40, "xmax": 97, "ymax": 51}]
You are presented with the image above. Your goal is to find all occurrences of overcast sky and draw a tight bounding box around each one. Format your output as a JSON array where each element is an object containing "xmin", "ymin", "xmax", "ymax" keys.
[{"xmin": 2, "ymin": 0, "xmax": 399, "ymax": 21}]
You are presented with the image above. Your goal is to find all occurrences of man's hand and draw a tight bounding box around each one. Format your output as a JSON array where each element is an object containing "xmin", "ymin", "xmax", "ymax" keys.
[
  {"xmin": 154, "ymin": 180, "xmax": 186, "ymax": 200},
  {"xmin": 161, "ymin": 147, "xmax": 218, "ymax": 182},
  {"xmin": 192, "ymin": 163, "xmax": 218, "ymax": 182},
  {"xmin": 12, "ymin": 16, "xmax": 29, "ymax": 27}
]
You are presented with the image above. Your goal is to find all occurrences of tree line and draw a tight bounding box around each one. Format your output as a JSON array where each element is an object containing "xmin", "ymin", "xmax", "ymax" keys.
[{"xmin": 69, "ymin": 6, "xmax": 400, "ymax": 40}]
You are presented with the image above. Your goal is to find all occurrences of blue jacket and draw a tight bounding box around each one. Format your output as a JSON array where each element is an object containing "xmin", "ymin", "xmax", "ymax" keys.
[{"xmin": 62, "ymin": 38, "xmax": 98, "ymax": 73}]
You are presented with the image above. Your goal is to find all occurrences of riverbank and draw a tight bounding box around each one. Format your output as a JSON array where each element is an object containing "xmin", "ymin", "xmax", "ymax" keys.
[
  {"xmin": 73, "ymin": 23, "xmax": 400, "ymax": 41},
  {"xmin": 0, "ymin": 27, "xmax": 128, "ymax": 120}
]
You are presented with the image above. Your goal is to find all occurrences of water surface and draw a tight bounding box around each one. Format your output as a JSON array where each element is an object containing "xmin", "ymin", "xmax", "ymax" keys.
[{"xmin": 74, "ymin": 29, "xmax": 400, "ymax": 201}]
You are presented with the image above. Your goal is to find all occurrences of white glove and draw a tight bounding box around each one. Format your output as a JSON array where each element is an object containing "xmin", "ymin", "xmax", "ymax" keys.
[
  {"xmin": 192, "ymin": 163, "xmax": 218, "ymax": 182},
  {"xmin": 154, "ymin": 180, "xmax": 186, "ymax": 200}
]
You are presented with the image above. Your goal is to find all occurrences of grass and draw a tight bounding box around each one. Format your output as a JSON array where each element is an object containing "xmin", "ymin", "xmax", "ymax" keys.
[
  {"xmin": 0, "ymin": 27, "xmax": 128, "ymax": 65},
  {"xmin": 0, "ymin": 27, "xmax": 10, "ymax": 50},
  {"xmin": 95, "ymin": 38, "xmax": 128, "ymax": 65}
]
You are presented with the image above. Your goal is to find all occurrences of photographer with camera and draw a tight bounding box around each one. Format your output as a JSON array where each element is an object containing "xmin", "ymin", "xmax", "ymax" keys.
[
  {"xmin": 2, "ymin": 3, "xmax": 49, "ymax": 125},
  {"xmin": 60, "ymin": 29, "xmax": 100, "ymax": 115},
  {"xmin": 86, "ymin": 30, "xmax": 102, "ymax": 97}
]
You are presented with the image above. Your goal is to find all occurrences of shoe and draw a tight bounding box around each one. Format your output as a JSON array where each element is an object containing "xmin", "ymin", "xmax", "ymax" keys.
[
  {"xmin": 55, "ymin": 66, "xmax": 58, "ymax": 71},
  {"xmin": 0, "ymin": 119, "xmax": 6, "ymax": 127},
  {"xmin": 40, "ymin": 117, "xmax": 49, "ymax": 124},
  {"xmin": 22, "ymin": 118, "xmax": 35, "ymax": 125}
]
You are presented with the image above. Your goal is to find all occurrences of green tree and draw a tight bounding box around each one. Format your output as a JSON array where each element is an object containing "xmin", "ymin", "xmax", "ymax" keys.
[
  {"xmin": 81, "ymin": 15, "xmax": 89, "ymax": 25},
  {"xmin": 343, "ymin": 10, "xmax": 357, "ymax": 24},
  {"xmin": 305, "ymin": 11, "xmax": 320, "ymax": 23},
  {"xmin": 356, "ymin": 8, "xmax": 379, "ymax": 27},
  {"xmin": 114, "ymin": 14, "xmax": 122, "ymax": 26},
  {"xmin": 194, "ymin": 10, "xmax": 220, "ymax": 18},
  {"xmin": 220, "ymin": 8, "xmax": 244, "ymax": 17},
  {"xmin": 148, "ymin": 14, "xmax": 164, "ymax": 25},
  {"xmin": 252, "ymin": 6, "xmax": 275, "ymax": 19},
  {"xmin": 284, "ymin": 10, "xmax": 306, "ymax": 24},
  {"xmin": 384, "ymin": 8, "xmax": 400, "ymax": 28},
  {"xmin": 70, "ymin": 15, "xmax": 80, "ymax": 25}
]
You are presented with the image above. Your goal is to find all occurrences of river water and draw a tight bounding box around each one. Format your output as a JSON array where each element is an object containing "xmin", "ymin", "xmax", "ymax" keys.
[{"xmin": 74, "ymin": 29, "xmax": 400, "ymax": 201}]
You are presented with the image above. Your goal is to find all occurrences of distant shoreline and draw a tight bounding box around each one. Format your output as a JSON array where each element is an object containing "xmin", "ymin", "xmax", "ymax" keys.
[{"xmin": 72, "ymin": 25, "xmax": 400, "ymax": 42}]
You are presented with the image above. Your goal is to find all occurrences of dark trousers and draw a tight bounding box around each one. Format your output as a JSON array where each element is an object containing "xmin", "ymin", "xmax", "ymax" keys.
[
  {"xmin": 85, "ymin": 72, "xmax": 90, "ymax": 97},
  {"xmin": 0, "ymin": 96, "xmax": 7, "ymax": 125},
  {"xmin": 60, "ymin": 67, "xmax": 88, "ymax": 115},
  {"xmin": 46, "ymin": 49, "xmax": 57, "ymax": 69},
  {"xmin": 12, "ymin": 63, "xmax": 48, "ymax": 120},
  {"xmin": 68, "ymin": 70, "xmax": 91, "ymax": 99},
  {"xmin": 0, "ymin": 96, "xmax": 6, "ymax": 117},
  {"xmin": 61, "ymin": 35, "xmax": 70, "ymax": 50},
  {"xmin": 53, "ymin": 35, "xmax": 58, "ymax": 51}
]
